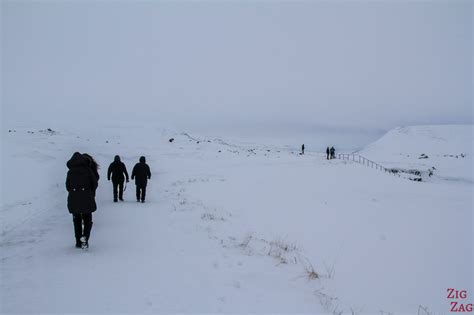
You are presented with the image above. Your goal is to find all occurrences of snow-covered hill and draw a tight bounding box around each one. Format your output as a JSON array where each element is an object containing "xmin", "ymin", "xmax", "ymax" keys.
[
  {"xmin": 1, "ymin": 124, "xmax": 472, "ymax": 314},
  {"xmin": 359, "ymin": 125, "xmax": 473, "ymax": 183}
]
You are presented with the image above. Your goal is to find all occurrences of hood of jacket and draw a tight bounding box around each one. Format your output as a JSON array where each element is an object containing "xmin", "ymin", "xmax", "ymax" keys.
[
  {"xmin": 139, "ymin": 156, "xmax": 146, "ymax": 163},
  {"xmin": 67, "ymin": 152, "xmax": 88, "ymax": 169},
  {"xmin": 114, "ymin": 155, "xmax": 121, "ymax": 162}
]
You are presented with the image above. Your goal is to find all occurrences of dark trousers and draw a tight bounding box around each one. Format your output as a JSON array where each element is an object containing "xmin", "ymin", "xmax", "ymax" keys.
[
  {"xmin": 73, "ymin": 213, "xmax": 93, "ymax": 241},
  {"xmin": 113, "ymin": 180, "xmax": 124, "ymax": 200},
  {"xmin": 136, "ymin": 185, "xmax": 146, "ymax": 201}
]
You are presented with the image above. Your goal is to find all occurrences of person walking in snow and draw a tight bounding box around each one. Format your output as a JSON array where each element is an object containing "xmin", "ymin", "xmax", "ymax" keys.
[
  {"xmin": 66, "ymin": 152, "xmax": 98, "ymax": 249},
  {"xmin": 301, "ymin": 144, "xmax": 305, "ymax": 155},
  {"xmin": 107, "ymin": 155, "xmax": 129, "ymax": 202},
  {"xmin": 131, "ymin": 156, "xmax": 151, "ymax": 203},
  {"xmin": 326, "ymin": 146, "xmax": 330, "ymax": 160},
  {"xmin": 330, "ymin": 146, "xmax": 335, "ymax": 159}
]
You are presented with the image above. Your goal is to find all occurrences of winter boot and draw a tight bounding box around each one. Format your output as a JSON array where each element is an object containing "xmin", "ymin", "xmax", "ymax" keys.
[{"xmin": 80, "ymin": 236, "xmax": 88, "ymax": 249}]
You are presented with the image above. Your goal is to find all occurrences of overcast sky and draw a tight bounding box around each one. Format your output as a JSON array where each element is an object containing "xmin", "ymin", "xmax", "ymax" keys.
[{"xmin": 2, "ymin": 0, "xmax": 472, "ymax": 131}]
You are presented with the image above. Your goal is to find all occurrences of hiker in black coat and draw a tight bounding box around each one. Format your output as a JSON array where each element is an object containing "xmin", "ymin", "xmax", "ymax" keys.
[
  {"xmin": 131, "ymin": 156, "xmax": 151, "ymax": 203},
  {"xmin": 107, "ymin": 155, "xmax": 129, "ymax": 202},
  {"xmin": 301, "ymin": 144, "xmax": 305, "ymax": 155},
  {"xmin": 326, "ymin": 147, "xmax": 330, "ymax": 160},
  {"xmin": 330, "ymin": 146, "xmax": 335, "ymax": 159},
  {"xmin": 66, "ymin": 152, "xmax": 98, "ymax": 248}
]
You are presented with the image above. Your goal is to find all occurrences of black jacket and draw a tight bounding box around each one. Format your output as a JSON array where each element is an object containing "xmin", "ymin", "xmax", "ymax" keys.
[
  {"xmin": 107, "ymin": 158, "xmax": 129, "ymax": 182},
  {"xmin": 66, "ymin": 152, "xmax": 98, "ymax": 214},
  {"xmin": 131, "ymin": 157, "xmax": 151, "ymax": 187}
]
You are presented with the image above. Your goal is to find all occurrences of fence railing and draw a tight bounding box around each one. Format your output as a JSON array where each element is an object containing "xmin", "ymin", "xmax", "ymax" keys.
[{"xmin": 337, "ymin": 153, "xmax": 401, "ymax": 177}]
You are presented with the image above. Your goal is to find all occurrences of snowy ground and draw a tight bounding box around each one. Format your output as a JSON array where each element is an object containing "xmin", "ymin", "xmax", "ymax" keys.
[{"xmin": 1, "ymin": 124, "xmax": 472, "ymax": 314}]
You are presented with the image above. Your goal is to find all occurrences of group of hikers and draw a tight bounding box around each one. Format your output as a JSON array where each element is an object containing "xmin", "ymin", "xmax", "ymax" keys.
[
  {"xmin": 65, "ymin": 153, "xmax": 151, "ymax": 249},
  {"xmin": 326, "ymin": 146, "xmax": 336, "ymax": 159},
  {"xmin": 107, "ymin": 155, "xmax": 151, "ymax": 203},
  {"xmin": 300, "ymin": 144, "xmax": 336, "ymax": 159},
  {"xmin": 65, "ymin": 145, "xmax": 336, "ymax": 249}
]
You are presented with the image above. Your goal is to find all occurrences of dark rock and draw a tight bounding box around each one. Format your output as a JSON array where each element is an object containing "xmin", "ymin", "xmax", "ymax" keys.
[{"xmin": 169, "ymin": 138, "xmax": 174, "ymax": 143}]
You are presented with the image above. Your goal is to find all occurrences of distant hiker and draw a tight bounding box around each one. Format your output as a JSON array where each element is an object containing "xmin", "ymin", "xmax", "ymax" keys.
[
  {"xmin": 131, "ymin": 156, "xmax": 151, "ymax": 203},
  {"xmin": 66, "ymin": 152, "xmax": 98, "ymax": 249},
  {"xmin": 107, "ymin": 155, "xmax": 129, "ymax": 202},
  {"xmin": 330, "ymin": 146, "xmax": 335, "ymax": 159},
  {"xmin": 301, "ymin": 144, "xmax": 305, "ymax": 155},
  {"xmin": 326, "ymin": 147, "xmax": 330, "ymax": 160}
]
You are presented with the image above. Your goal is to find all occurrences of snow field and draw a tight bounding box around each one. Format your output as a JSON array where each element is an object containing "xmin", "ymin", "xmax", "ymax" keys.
[{"xmin": 1, "ymin": 124, "xmax": 472, "ymax": 313}]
